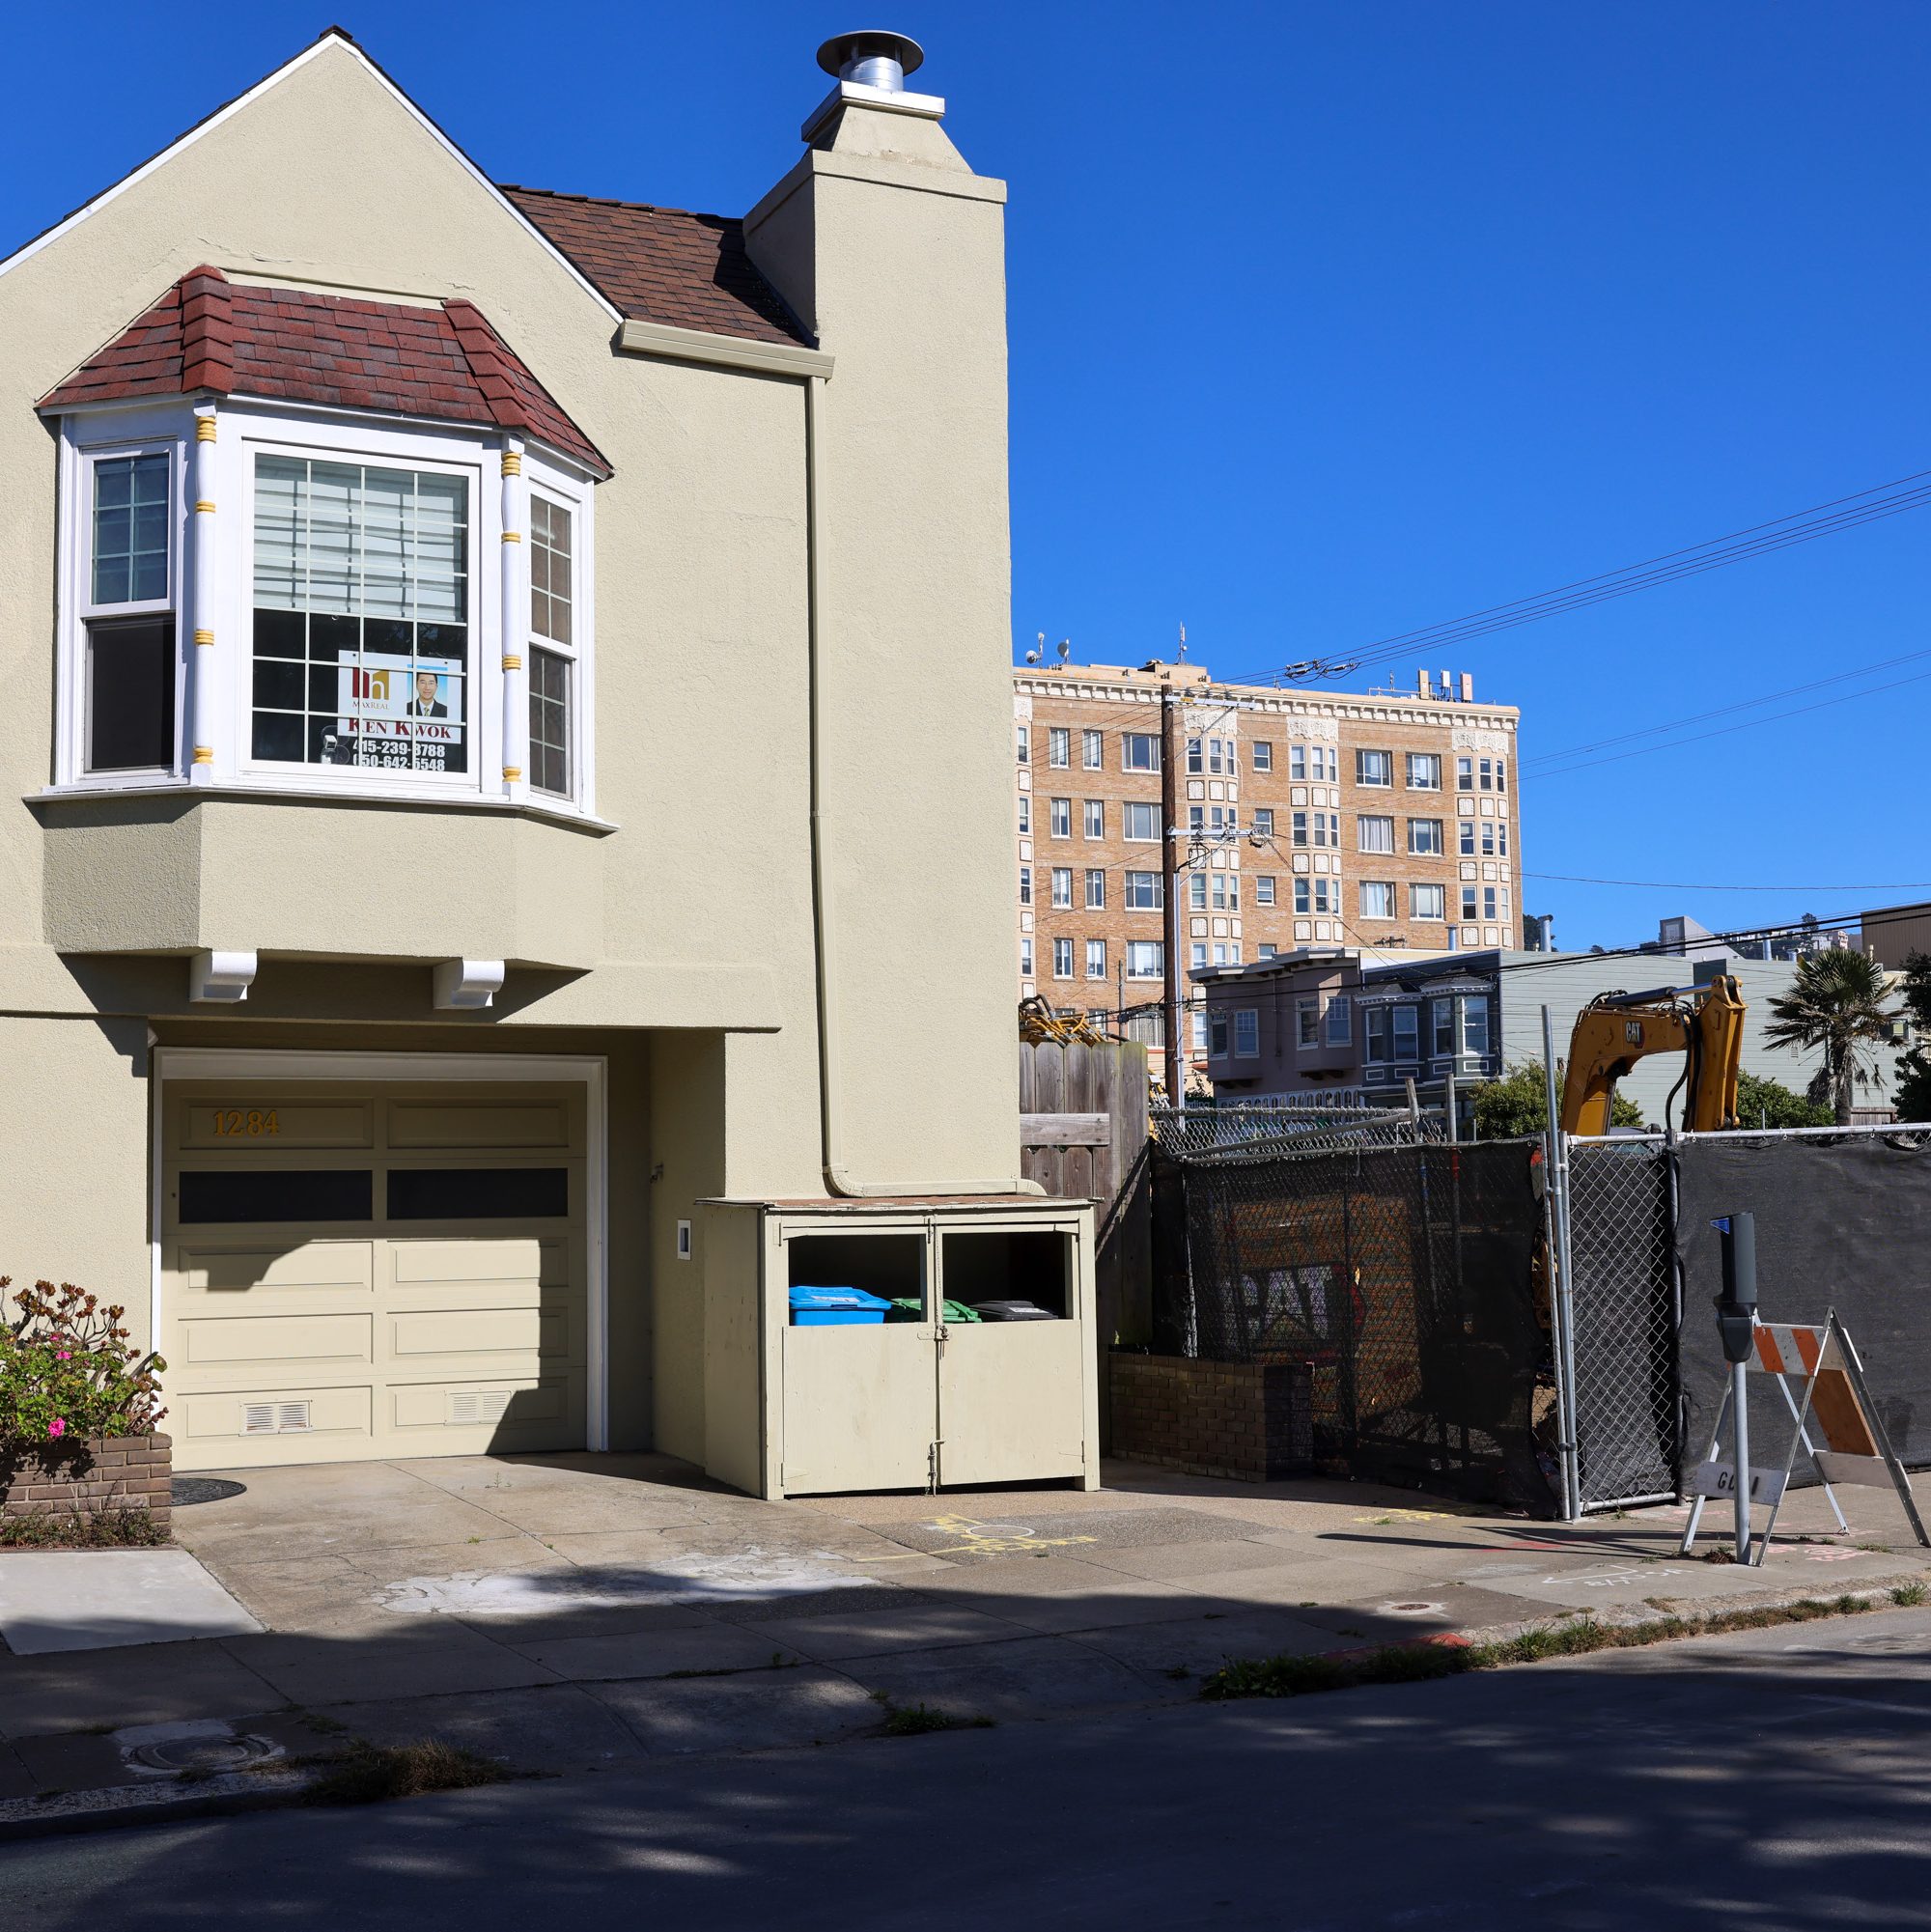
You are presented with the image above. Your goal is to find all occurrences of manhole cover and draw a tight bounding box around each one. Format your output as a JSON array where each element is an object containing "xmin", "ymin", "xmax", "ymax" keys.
[
  {"xmin": 171, "ymin": 1477, "xmax": 247, "ymax": 1507},
  {"xmin": 1379, "ymin": 1601, "xmax": 1448, "ymax": 1616},
  {"xmin": 129, "ymin": 1733, "xmax": 277, "ymax": 1773}
]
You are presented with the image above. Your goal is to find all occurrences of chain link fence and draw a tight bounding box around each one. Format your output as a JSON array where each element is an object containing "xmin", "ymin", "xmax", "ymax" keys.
[
  {"xmin": 1156, "ymin": 1140, "xmax": 1554, "ymax": 1510},
  {"xmin": 1151, "ymin": 1104, "xmax": 1445, "ymax": 1162},
  {"xmin": 1560, "ymin": 1136, "xmax": 1679, "ymax": 1512}
]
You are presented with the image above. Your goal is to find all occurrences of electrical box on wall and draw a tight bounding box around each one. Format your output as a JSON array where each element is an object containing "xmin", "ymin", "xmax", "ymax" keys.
[{"xmin": 676, "ymin": 1219, "xmax": 692, "ymax": 1260}]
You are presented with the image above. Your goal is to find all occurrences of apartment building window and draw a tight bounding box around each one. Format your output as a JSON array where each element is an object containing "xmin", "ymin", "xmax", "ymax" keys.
[
  {"xmin": 1052, "ymin": 937, "xmax": 1074, "ymax": 979},
  {"xmin": 1186, "ymin": 737, "xmax": 1203, "ymax": 774},
  {"xmin": 1082, "ymin": 728, "xmax": 1104, "ymax": 770},
  {"xmin": 1406, "ymin": 752, "xmax": 1441, "ymax": 790},
  {"xmin": 1325, "ymin": 994, "xmax": 1352, "ymax": 1047},
  {"xmin": 1255, "ymin": 876, "xmax": 1275, "ymax": 907},
  {"xmin": 1018, "ymin": 864, "xmax": 1032, "ymax": 906},
  {"xmin": 1359, "ymin": 881, "xmax": 1396, "ymax": 920},
  {"xmin": 1461, "ymin": 885, "xmax": 1479, "ymax": 921},
  {"xmin": 1294, "ymin": 878, "xmax": 1335, "ymax": 915},
  {"xmin": 1016, "ymin": 724, "xmax": 1029, "ymax": 765},
  {"xmin": 1049, "ymin": 797, "xmax": 1071, "ymax": 838},
  {"xmin": 1125, "ymin": 870, "xmax": 1162, "ymax": 910},
  {"xmin": 1393, "ymin": 1005, "xmax": 1418, "ymax": 1060},
  {"xmin": 1020, "ymin": 936, "xmax": 1033, "ymax": 976},
  {"xmin": 1289, "ymin": 743, "xmax": 1304, "ymax": 781},
  {"xmin": 1189, "ymin": 805, "xmax": 1204, "ymax": 833},
  {"xmin": 1189, "ymin": 1010, "xmax": 1209, "ymax": 1051},
  {"xmin": 1356, "ymin": 749, "xmax": 1393, "ymax": 788},
  {"xmin": 1209, "ymin": 1012, "xmax": 1229, "ymax": 1057},
  {"xmin": 1297, "ymin": 999, "xmax": 1319, "ymax": 1048},
  {"xmin": 1085, "ymin": 938, "xmax": 1106, "ymax": 980},
  {"xmin": 1498, "ymin": 822, "xmax": 1509, "ymax": 856},
  {"xmin": 1479, "ymin": 757, "xmax": 1495, "ymax": 791},
  {"xmin": 1483, "ymin": 885, "xmax": 1497, "ymax": 921},
  {"xmin": 1084, "ymin": 868, "xmax": 1105, "ymax": 910},
  {"xmin": 1190, "ymin": 942, "xmax": 1208, "ymax": 970},
  {"xmin": 1188, "ymin": 873, "xmax": 1207, "ymax": 911},
  {"xmin": 78, "ymin": 447, "xmax": 177, "ymax": 772},
  {"xmin": 1457, "ymin": 756, "xmax": 1473, "ymax": 791},
  {"xmin": 1251, "ymin": 741, "xmax": 1273, "ymax": 772},
  {"xmin": 1050, "ymin": 867, "xmax": 1073, "ymax": 909},
  {"xmin": 1127, "ymin": 939, "xmax": 1163, "ymax": 978},
  {"xmin": 1253, "ymin": 807, "xmax": 1274, "ymax": 837},
  {"xmin": 1357, "ymin": 814, "xmax": 1394, "ymax": 854},
  {"xmin": 1412, "ymin": 882, "xmax": 1445, "ymax": 921},
  {"xmin": 1123, "ymin": 801, "xmax": 1159, "ymax": 841},
  {"xmin": 1083, "ymin": 798, "xmax": 1105, "ymax": 839},
  {"xmin": 1409, "ymin": 819, "xmax": 1443, "ymax": 855},
  {"xmin": 1459, "ymin": 820, "xmax": 1476, "ymax": 856},
  {"xmin": 1048, "ymin": 726, "xmax": 1070, "ymax": 768},
  {"xmin": 1017, "ymin": 794, "xmax": 1030, "ymax": 834},
  {"xmin": 1211, "ymin": 872, "xmax": 1239, "ymax": 911},
  {"xmin": 1364, "ymin": 1006, "xmax": 1391, "ymax": 1064},
  {"xmin": 1234, "ymin": 1009, "xmax": 1260, "ymax": 1058},
  {"xmin": 1291, "ymin": 743, "xmax": 1337, "ymax": 783},
  {"xmin": 1123, "ymin": 732, "xmax": 1161, "ymax": 772},
  {"xmin": 1258, "ymin": 942, "xmax": 1277, "ymax": 960}
]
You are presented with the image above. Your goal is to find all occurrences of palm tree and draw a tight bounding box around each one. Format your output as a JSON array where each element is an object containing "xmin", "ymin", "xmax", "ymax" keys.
[{"xmin": 1762, "ymin": 949, "xmax": 1900, "ymax": 1126}]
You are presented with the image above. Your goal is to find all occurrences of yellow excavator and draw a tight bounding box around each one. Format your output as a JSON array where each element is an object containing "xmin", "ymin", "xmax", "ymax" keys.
[{"xmin": 1559, "ymin": 974, "xmax": 1747, "ymax": 1135}]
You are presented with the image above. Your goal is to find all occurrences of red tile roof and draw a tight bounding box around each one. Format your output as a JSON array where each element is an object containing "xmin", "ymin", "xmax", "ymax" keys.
[
  {"xmin": 500, "ymin": 187, "xmax": 810, "ymax": 348},
  {"xmin": 38, "ymin": 266, "xmax": 609, "ymax": 475}
]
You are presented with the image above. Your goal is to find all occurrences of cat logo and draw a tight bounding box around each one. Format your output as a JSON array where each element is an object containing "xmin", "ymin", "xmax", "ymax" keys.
[{"xmin": 1625, "ymin": 1020, "xmax": 1644, "ymax": 1045}]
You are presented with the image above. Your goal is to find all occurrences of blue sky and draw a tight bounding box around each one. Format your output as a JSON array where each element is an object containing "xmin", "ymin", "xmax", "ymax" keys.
[{"xmin": 10, "ymin": 4, "xmax": 1929, "ymax": 951}]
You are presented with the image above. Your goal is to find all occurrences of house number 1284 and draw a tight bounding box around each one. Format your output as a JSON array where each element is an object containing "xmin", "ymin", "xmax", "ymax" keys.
[{"xmin": 213, "ymin": 1109, "xmax": 280, "ymax": 1137}]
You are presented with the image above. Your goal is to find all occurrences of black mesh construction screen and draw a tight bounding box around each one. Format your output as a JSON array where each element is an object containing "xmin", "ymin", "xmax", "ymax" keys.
[
  {"xmin": 1157, "ymin": 1142, "xmax": 1555, "ymax": 1511},
  {"xmin": 1675, "ymin": 1136, "xmax": 1931, "ymax": 1476}
]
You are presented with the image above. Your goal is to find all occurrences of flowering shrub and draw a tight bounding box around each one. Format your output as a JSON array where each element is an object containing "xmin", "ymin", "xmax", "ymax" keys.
[{"xmin": 0, "ymin": 1278, "xmax": 167, "ymax": 1451}]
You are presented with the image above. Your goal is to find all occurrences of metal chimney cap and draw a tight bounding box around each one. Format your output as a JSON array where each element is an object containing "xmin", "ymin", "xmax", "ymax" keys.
[{"xmin": 817, "ymin": 30, "xmax": 926, "ymax": 84}]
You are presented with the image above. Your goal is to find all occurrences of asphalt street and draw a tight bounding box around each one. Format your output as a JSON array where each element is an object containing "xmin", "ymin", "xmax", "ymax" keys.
[{"xmin": 12, "ymin": 1607, "xmax": 1931, "ymax": 1932}]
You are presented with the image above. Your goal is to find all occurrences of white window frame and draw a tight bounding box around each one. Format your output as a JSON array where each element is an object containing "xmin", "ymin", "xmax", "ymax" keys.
[
  {"xmin": 1359, "ymin": 880, "xmax": 1396, "ymax": 920},
  {"xmin": 1050, "ymin": 867, "xmax": 1074, "ymax": 909},
  {"xmin": 56, "ymin": 420, "xmax": 193, "ymax": 785},
  {"xmin": 1234, "ymin": 1008, "xmax": 1260, "ymax": 1058},
  {"xmin": 1052, "ymin": 937, "xmax": 1075, "ymax": 980},
  {"xmin": 1126, "ymin": 939, "xmax": 1163, "ymax": 979},
  {"xmin": 1255, "ymin": 876, "xmax": 1275, "ymax": 907},
  {"xmin": 1083, "ymin": 798, "xmax": 1105, "ymax": 839},
  {"xmin": 1050, "ymin": 797, "xmax": 1072, "ymax": 838},
  {"xmin": 1410, "ymin": 819, "xmax": 1443, "ymax": 856},
  {"xmin": 1412, "ymin": 882, "xmax": 1446, "ymax": 921},
  {"xmin": 1081, "ymin": 728, "xmax": 1104, "ymax": 770},
  {"xmin": 1122, "ymin": 732, "xmax": 1161, "ymax": 772},
  {"xmin": 1122, "ymin": 801, "xmax": 1160, "ymax": 843},
  {"xmin": 526, "ymin": 481, "xmax": 588, "ymax": 805},
  {"xmin": 1357, "ymin": 814, "xmax": 1395, "ymax": 854},
  {"xmin": 1251, "ymin": 741, "xmax": 1273, "ymax": 773},
  {"xmin": 51, "ymin": 401, "xmax": 600, "ymax": 818},
  {"xmin": 1048, "ymin": 726, "xmax": 1070, "ymax": 769},
  {"xmin": 1084, "ymin": 868, "xmax": 1105, "ymax": 910},
  {"xmin": 1356, "ymin": 748, "xmax": 1393, "ymax": 788},
  {"xmin": 1084, "ymin": 938, "xmax": 1106, "ymax": 981},
  {"xmin": 1125, "ymin": 870, "xmax": 1162, "ymax": 910},
  {"xmin": 1406, "ymin": 752, "xmax": 1441, "ymax": 791}
]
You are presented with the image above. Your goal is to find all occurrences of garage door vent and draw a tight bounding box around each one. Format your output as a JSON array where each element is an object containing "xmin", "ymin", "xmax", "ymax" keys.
[
  {"xmin": 449, "ymin": 1389, "xmax": 513, "ymax": 1426},
  {"xmin": 242, "ymin": 1400, "xmax": 313, "ymax": 1436}
]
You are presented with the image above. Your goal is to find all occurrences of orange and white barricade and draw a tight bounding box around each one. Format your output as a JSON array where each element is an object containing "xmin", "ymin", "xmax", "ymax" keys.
[{"xmin": 1680, "ymin": 1309, "xmax": 1929, "ymax": 1565}]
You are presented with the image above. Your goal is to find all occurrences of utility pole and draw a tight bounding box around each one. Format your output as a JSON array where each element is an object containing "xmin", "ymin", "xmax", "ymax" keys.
[{"xmin": 1161, "ymin": 681, "xmax": 1186, "ymax": 1111}]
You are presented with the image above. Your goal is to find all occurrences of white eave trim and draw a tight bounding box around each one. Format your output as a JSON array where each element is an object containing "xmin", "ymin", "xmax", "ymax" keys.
[
  {"xmin": 0, "ymin": 34, "xmax": 624, "ymax": 328},
  {"xmin": 615, "ymin": 318, "xmax": 832, "ymax": 380}
]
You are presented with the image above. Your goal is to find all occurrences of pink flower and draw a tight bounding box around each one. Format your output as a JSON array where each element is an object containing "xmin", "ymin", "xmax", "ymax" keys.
[
  {"xmin": 55, "ymin": 1352, "xmax": 70, "ymax": 1361},
  {"xmin": 47, "ymin": 1417, "xmax": 65, "ymax": 1440}
]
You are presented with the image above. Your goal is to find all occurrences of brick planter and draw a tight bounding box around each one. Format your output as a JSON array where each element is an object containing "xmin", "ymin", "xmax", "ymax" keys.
[
  {"xmin": 1108, "ymin": 1356, "xmax": 1312, "ymax": 1482},
  {"xmin": 0, "ymin": 1433, "xmax": 172, "ymax": 1536}
]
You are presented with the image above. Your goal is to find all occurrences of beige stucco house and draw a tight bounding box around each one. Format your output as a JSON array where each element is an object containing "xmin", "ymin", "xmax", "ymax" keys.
[{"xmin": 0, "ymin": 30, "xmax": 1097, "ymax": 1493}]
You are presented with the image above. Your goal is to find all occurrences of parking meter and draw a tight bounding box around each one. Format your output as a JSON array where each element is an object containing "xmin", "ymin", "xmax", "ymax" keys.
[
  {"xmin": 1710, "ymin": 1213, "xmax": 1758, "ymax": 1559},
  {"xmin": 1711, "ymin": 1214, "xmax": 1758, "ymax": 1363}
]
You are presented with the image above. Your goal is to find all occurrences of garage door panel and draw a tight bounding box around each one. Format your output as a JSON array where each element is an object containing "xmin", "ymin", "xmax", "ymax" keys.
[
  {"xmin": 391, "ymin": 1379, "xmax": 566, "ymax": 1431},
  {"xmin": 181, "ymin": 1102, "xmax": 374, "ymax": 1150},
  {"xmin": 182, "ymin": 1312, "xmax": 374, "ymax": 1366},
  {"xmin": 176, "ymin": 1243, "xmax": 375, "ymax": 1297},
  {"xmin": 387, "ymin": 1102, "xmax": 571, "ymax": 1150},
  {"xmin": 388, "ymin": 1237, "xmax": 546, "ymax": 1286},
  {"xmin": 181, "ymin": 1385, "xmax": 375, "ymax": 1463},
  {"xmin": 388, "ymin": 1306, "xmax": 546, "ymax": 1358}
]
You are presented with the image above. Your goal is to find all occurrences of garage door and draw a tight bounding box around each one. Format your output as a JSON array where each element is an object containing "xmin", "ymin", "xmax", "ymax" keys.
[{"xmin": 161, "ymin": 1081, "xmax": 587, "ymax": 1471}]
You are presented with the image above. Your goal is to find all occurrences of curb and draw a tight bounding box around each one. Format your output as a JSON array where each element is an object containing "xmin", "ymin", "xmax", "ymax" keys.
[{"xmin": 0, "ymin": 1768, "xmax": 316, "ymax": 1844}]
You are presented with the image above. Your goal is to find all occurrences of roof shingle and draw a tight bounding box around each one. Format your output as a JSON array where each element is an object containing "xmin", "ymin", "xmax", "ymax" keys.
[
  {"xmin": 39, "ymin": 266, "xmax": 609, "ymax": 476},
  {"xmin": 500, "ymin": 186, "xmax": 810, "ymax": 348}
]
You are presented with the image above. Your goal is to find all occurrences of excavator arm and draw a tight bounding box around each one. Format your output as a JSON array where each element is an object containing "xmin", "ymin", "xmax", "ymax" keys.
[{"xmin": 1559, "ymin": 974, "xmax": 1746, "ymax": 1136}]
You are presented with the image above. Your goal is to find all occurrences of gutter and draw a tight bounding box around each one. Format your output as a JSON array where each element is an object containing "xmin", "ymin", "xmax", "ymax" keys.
[{"xmin": 802, "ymin": 376, "xmax": 1040, "ymax": 1198}]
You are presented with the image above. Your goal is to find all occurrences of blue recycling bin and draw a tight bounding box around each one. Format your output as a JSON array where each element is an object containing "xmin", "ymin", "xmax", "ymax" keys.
[{"xmin": 789, "ymin": 1286, "xmax": 893, "ymax": 1327}]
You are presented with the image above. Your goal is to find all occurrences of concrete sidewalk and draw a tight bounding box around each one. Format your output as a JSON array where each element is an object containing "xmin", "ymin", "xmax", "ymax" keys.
[{"xmin": 2, "ymin": 1452, "xmax": 1925, "ymax": 1824}]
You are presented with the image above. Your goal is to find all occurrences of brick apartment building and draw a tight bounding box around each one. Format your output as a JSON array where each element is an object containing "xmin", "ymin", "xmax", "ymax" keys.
[{"xmin": 1013, "ymin": 659, "xmax": 1522, "ymax": 1086}]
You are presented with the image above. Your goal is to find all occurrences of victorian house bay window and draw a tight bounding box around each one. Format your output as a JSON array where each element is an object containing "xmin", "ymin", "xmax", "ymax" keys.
[{"xmin": 38, "ymin": 266, "xmax": 608, "ymax": 813}]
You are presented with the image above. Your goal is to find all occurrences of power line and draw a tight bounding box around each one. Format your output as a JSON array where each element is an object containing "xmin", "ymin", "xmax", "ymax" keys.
[
  {"xmin": 1521, "ymin": 644, "xmax": 1931, "ymax": 769},
  {"xmin": 1527, "ymin": 665, "xmax": 1931, "ymax": 779},
  {"xmin": 1526, "ymin": 872, "xmax": 1931, "ymax": 893},
  {"xmin": 1219, "ymin": 466, "xmax": 1931, "ymax": 689}
]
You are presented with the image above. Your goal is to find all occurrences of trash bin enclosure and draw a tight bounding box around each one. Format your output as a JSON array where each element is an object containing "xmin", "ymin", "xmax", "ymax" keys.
[{"xmin": 695, "ymin": 1196, "xmax": 1100, "ymax": 1498}]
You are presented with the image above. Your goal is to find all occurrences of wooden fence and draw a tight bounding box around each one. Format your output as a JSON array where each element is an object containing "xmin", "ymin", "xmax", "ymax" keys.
[{"xmin": 1021, "ymin": 1038, "xmax": 1153, "ymax": 1359}]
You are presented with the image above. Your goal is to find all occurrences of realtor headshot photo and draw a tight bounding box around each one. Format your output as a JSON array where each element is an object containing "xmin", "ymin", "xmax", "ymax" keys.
[{"xmin": 407, "ymin": 669, "xmax": 447, "ymax": 718}]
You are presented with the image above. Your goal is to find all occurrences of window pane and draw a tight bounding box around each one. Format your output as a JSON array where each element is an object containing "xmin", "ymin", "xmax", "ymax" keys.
[
  {"xmin": 531, "ymin": 496, "xmax": 573, "ymax": 645},
  {"xmin": 86, "ymin": 618, "xmax": 175, "ymax": 771},
  {"xmin": 92, "ymin": 454, "xmax": 171, "ymax": 605},
  {"xmin": 530, "ymin": 646, "xmax": 572, "ymax": 798},
  {"xmin": 388, "ymin": 1166, "xmax": 568, "ymax": 1220},
  {"xmin": 250, "ymin": 456, "xmax": 470, "ymax": 774},
  {"xmin": 179, "ymin": 1168, "xmax": 373, "ymax": 1224}
]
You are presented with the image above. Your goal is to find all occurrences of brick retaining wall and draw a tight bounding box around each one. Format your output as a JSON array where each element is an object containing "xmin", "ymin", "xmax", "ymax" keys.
[
  {"xmin": 1108, "ymin": 1356, "xmax": 1312, "ymax": 1482},
  {"xmin": 0, "ymin": 1434, "xmax": 172, "ymax": 1532}
]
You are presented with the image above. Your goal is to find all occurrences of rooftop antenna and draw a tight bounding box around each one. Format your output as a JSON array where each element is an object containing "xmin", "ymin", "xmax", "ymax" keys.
[
  {"xmin": 1177, "ymin": 622, "xmax": 1188, "ymax": 661},
  {"xmin": 1056, "ymin": 638, "xmax": 1071, "ymax": 662},
  {"xmin": 1024, "ymin": 631, "xmax": 1043, "ymax": 664}
]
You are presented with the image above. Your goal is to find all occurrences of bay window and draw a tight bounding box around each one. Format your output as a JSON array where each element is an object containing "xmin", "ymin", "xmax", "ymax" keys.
[
  {"xmin": 528, "ymin": 493, "xmax": 575, "ymax": 798},
  {"xmin": 81, "ymin": 447, "xmax": 179, "ymax": 773}
]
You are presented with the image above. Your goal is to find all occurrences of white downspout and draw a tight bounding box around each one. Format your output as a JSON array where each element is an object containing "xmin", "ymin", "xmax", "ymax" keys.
[{"xmin": 804, "ymin": 375, "xmax": 1040, "ymax": 1197}]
